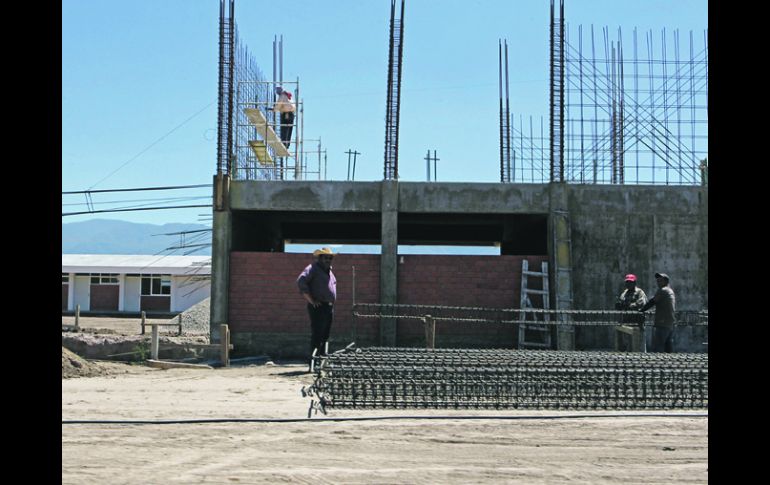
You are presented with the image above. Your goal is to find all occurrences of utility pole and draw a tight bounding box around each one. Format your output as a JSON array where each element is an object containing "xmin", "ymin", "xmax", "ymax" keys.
[
  {"xmin": 345, "ymin": 149, "xmax": 360, "ymax": 181},
  {"xmin": 424, "ymin": 149, "xmax": 439, "ymax": 181}
]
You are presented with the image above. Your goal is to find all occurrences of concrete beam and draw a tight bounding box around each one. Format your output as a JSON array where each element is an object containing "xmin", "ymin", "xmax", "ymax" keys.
[
  {"xmin": 399, "ymin": 182, "xmax": 550, "ymax": 213},
  {"xmin": 230, "ymin": 180, "xmax": 381, "ymax": 212},
  {"xmin": 229, "ymin": 180, "xmax": 551, "ymax": 214}
]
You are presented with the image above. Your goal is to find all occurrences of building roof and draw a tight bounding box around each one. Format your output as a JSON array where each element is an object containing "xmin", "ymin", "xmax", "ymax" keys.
[{"xmin": 62, "ymin": 254, "xmax": 211, "ymax": 276}]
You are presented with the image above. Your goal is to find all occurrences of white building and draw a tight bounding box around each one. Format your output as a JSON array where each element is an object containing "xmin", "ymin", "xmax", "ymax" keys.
[{"xmin": 62, "ymin": 254, "xmax": 211, "ymax": 314}]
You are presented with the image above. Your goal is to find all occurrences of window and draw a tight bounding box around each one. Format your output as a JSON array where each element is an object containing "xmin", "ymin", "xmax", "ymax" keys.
[
  {"xmin": 140, "ymin": 274, "xmax": 171, "ymax": 296},
  {"xmin": 62, "ymin": 273, "xmax": 69, "ymax": 283},
  {"xmin": 90, "ymin": 273, "xmax": 118, "ymax": 284}
]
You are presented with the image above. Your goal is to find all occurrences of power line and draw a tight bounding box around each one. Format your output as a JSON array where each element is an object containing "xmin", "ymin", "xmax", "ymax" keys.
[
  {"xmin": 62, "ymin": 205, "xmax": 210, "ymax": 217},
  {"xmin": 62, "ymin": 184, "xmax": 210, "ymax": 195},
  {"xmin": 154, "ymin": 228, "xmax": 212, "ymax": 236},
  {"xmin": 86, "ymin": 101, "xmax": 215, "ymax": 191},
  {"xmin": 62, "ymin": 196, "xmax": 211, "ymax": 207}
]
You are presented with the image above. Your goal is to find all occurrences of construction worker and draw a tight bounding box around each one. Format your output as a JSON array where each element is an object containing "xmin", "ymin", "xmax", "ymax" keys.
[
  {"xmin": 639, "ymin": 272, "xmax": 676, "ymax": 352},
  {"xmin": 615, "ymin": 274, "xmax": 647, "ymax": 318},
  {"xmin": 273, "ymin": 86, "xmax": 295, "ymax": 149},
  {"xmin": 615, "ymin": 273, "xmax": 647, "ymax": 351},
  {"xmin": 297, "ymin": 247, "xmax": 337, "ymax": 369}
]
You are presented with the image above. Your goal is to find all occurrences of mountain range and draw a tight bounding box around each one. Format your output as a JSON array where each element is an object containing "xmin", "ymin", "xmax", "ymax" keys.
[{"xmin": 62, "ymin": 219, "xmax": 212, "ymax": 255}]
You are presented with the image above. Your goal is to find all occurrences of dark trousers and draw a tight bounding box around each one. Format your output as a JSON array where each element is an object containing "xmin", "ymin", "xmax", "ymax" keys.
[
  {"xmin": 307, "ymin": 303, "xmax": 333, "ymax": 357},
  {"xmin": 280, "ymin": 112, "xmax": 295, "ymax": 149},
  {"xmin": 651, "ymin": 326, "xmax": 675, "ymax": 353}
]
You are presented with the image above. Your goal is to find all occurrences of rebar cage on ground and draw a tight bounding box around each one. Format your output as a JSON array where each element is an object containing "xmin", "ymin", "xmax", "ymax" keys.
[{"xmin": 308, "ymin": 346, "xmax": 707, "ymax": 411}]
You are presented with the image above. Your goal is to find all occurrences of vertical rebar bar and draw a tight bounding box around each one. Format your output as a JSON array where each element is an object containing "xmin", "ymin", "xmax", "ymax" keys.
[
  {"xmin": 499, "ymin": 40, "xmax": 505, "ymax": 182},
  {"xmin": 662, "ymin": 28, "xmax": 669, "ymax": 184},
  {"xmin": 633, "ymin": 28, "xmax": 639, "ymax": 183},
  {"xmin": 578, "ymin": 25, "xmax": 585, "ymax": 183},
  {"xmin": 690, "ymin": 31, "xmax": 696, "ymax": 184},
  {"xmin": 675, "ymin": 30, "xmax": 682, "ymax": 185},
  {"xmin": 618, "ymin": 28, "xmax": 625, "ymax": 184},
  {"xmin": 646, "ymin": 30, "xmax": 655, "ymax": 184},
  {"xmin": 611, "ymin": 42, "xmax": 617, "ymax": 184},
  {"xmin": 591, "ymin": 25, "xmax": 598, "ymax": 184},
  {"xmin": 504, "ymin": 40, "xmax": 511, "ymax": 183}
]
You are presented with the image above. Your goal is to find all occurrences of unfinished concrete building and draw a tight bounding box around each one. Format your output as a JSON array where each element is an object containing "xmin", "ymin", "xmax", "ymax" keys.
[{"xmin": 210, "ymin": 0, "xmax": 708, "ymax": 358}]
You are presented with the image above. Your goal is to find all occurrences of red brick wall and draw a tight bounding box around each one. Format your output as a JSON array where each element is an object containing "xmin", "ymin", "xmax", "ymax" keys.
[
  {"xmin": 229, "ymin": 252, "xmax": 381, "ymax": 341},
  {"xmin": 396, "ymin": 255, "xmax": 547, "ymax": 344},
  {"xmin": 228, "ymin": 252, "xmax": 547, "ymax": 348}
]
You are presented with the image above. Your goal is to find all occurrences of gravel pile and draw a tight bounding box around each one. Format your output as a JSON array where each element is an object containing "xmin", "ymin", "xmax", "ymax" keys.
[{"xmin": 180, "ymin": 297, "xmax": 211, "ymax": 337}]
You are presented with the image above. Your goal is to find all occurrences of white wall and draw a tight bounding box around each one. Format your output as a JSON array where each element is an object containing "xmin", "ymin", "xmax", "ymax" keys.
[
  {"xmin": 172, "ymin": 277, "xmax": 211, "ymax": 312},
  {"xmin": 66, "ymin": 273, "xmax": 209, "ymax": 314}
]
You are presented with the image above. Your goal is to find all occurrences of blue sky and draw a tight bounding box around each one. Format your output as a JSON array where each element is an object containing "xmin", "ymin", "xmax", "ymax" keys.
[{"xmin": 62, "ymin": 0, "xmax": 707, "ymax": 226}]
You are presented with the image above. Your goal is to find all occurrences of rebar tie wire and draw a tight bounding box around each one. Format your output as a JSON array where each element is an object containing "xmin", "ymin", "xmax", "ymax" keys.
[{"xmin": 352, "ymin": 303, "xmax": 708, "ymax": 327}]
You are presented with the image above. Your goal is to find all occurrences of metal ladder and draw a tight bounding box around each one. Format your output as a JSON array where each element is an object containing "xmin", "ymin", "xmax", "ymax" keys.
[{"xmin": 518, "ymin": 259, "xmax": 551, "ymax": 349}]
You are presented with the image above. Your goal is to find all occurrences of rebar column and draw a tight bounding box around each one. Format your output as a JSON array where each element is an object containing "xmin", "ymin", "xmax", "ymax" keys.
[
  {"xmin": 549, "ymin": 0, "xmax": 565, "ymax": 182},
  {"xmin": 383, "ymin": 0, "xmax": 405, "ymax": 180},
  {"xmin": 216, "ymin": 0, "xmax": 235, "ymax": 177}
]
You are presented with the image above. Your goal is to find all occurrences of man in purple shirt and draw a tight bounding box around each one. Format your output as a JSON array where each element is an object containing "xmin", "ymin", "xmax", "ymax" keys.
[{"xmin": 297, "ymin": 247, "xmax": 337, "ymax": 364}]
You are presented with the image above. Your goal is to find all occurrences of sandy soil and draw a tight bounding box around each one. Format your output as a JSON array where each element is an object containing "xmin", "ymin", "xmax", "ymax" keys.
[{"xmin": 62, "ymin": 361, "xmax": 708, "ymax": 484}]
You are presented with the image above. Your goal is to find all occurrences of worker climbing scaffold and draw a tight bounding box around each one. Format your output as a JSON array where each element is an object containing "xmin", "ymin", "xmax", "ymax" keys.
[{"xmin": 272, "ymin": 86, "xmax": 296, "ymax": 150}]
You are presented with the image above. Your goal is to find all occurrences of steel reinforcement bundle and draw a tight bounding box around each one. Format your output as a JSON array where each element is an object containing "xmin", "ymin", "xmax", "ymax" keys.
[{"xmin": 310, "ymin": 347, "xmax": 708, "ymax": 410}]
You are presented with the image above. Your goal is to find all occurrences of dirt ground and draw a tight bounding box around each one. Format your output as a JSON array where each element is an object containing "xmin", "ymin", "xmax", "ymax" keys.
[
  {"xmin": 62, "ymin": 359, "xmax": 708, "ymax": 484},
  {"xmin": 62, "ymin": 315, "xmax": 181, "ymax": 336},
  {"xmin": 62, "ymin": 346, "xmax": 148, "ymax": 378}
]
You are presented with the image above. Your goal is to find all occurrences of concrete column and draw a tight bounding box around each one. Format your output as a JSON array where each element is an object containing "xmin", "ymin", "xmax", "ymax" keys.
[
  {"xmin": 380, "ymin": 180, "xmax": 399, "ymax": 346},
  {"xmin": 169, "ymin": 277, "xmax": 177, "ymax": 313},
  {"xmin": 151, "ymin": 324, "xmax": 159, "ymax": 360},
  {"xmin": 210, "ymin": 174, "xmax": 232, "ymax": 343},
  {"xmin": 118, "ymin": 274, "xmax": 125, "ymax": 312},
  {"xmin": 67, "ymin": 273, "xmax": 75, "ymax": 311},
  {"xmin": 697, "ymin": 187, "xmax": 708, "ymax": 309},
  {"xmin": 549, "ymin": 183, "xmax": 575, "ymax": 350},
  {"xmin": 220, "ymin": 324, "xmax": 230, "ymax": 367}
]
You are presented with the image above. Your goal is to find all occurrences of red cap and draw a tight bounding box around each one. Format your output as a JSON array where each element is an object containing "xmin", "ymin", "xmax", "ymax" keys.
[{"xmin": 624, "ymin": 274, "xmax": 637, "ymax": 282}]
